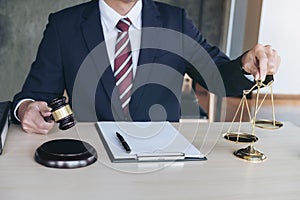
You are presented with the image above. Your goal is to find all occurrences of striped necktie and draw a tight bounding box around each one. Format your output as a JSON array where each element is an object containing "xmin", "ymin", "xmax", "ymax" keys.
[{"xmin": 114, "ymin": 18, "xmax": 133, "ymax": 117}]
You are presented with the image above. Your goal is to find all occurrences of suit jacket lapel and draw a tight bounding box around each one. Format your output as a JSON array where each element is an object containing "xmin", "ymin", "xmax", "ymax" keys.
[
  {"xmin": 131, "ymin": 0, "xmax": 163, "ymax": 115},
  {"xmin": 81, "ymin": 0, "xmax": 102, "ymax": 54},
  {"xmin": 138, "ymin": 0, "xmax": 162, "ymax": 65},
  {"xmin": 80, "ymin": 0, "xmax": 124, "ymax": 120}
]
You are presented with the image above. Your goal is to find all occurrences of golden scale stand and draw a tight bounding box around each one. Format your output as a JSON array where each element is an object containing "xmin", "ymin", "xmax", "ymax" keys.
[{"xmin": 223, "ymin": 80, "xmax": 283, "ymax": 162}]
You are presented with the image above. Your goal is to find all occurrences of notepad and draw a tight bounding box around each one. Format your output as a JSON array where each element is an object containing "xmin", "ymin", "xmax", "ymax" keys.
[
  {"xmin": 0, "ymin": 101, "xmax": 11, "ymax": 155},
  {"xmin": 97, "ymin": 121, "xmax": 206, "ymax": 162}
]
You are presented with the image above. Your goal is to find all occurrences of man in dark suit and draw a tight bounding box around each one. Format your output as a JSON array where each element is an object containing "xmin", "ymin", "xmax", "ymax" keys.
[{"xmin": 12, "ymin": 0, "xmax": 280, "ymax": 134}]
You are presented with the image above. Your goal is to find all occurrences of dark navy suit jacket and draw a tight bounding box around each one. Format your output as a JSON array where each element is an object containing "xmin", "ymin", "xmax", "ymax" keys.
[{"xmin": 12, "ymin": 0, "xmax": 263, "ymax": 122}]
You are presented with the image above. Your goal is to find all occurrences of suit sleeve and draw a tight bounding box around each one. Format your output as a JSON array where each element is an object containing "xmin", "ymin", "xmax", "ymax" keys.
[
  {"xmin": 12, "ymin": 14, "xmax": 65, "ymax": 122},
  {"xmin": 181, "ymin": 9, "xmax": 272, "ymax": 97}
]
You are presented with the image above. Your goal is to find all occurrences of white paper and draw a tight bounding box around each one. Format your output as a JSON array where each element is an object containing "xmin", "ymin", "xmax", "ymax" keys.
[{"xmin": 97, "ymin": 121, "xmax": 204, "ymax": 161}]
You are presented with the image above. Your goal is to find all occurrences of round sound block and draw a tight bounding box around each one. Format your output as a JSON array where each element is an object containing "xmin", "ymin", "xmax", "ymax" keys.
[{"xmin": 35, "ymin": 139, "xmax": 97, "ymax": 169}]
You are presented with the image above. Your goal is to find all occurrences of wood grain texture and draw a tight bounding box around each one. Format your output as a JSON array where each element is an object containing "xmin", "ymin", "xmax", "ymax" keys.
[{"xmin": 1, "ymin": 122, "xmax": 299, "ymax": 200}]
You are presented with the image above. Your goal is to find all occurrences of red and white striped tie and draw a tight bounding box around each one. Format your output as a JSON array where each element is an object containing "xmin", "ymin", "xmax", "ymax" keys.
[{"xmin": 114, "ymin": 18, "xmax": 133, "ymax": 116}]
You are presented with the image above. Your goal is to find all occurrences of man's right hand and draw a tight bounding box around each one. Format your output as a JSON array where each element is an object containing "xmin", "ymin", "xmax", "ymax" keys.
[{"xmin": 18, "ymin": 100, "xmax": 55, "ymax": 134}]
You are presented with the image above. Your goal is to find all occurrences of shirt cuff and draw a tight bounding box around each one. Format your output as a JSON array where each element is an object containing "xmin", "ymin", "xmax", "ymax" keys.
[
  {"xmin": 244, "ymin": 74, "xmax": 255, "ymax": 82},
  {"xmin": 14, "ymin": 99, "xmax": 35, "ymax": 122}
]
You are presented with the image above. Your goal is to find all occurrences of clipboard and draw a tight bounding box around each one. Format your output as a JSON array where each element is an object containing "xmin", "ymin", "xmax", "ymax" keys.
[
  {"xmin": 0, "ymin": 101, "xmax": 11, "ymax": 155},
  {"xmin": 97, "ymin": 121, "xmax": 207, "ymax": 162}
]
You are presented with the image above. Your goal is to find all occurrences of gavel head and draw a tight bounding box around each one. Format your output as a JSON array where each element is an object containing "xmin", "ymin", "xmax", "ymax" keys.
[{"xmin": 48, "ymin": 97, "xmax": 76, "ymax": 130}]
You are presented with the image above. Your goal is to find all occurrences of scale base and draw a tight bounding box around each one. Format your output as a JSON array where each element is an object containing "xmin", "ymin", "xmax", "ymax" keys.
[{"xmin": 234, "ymin": 146, "xmax": 267, "ymax": 162}]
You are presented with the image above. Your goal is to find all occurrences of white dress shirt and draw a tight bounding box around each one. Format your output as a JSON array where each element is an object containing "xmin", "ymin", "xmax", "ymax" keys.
[{"xmin": 99, "ymin": 0, "xmax": 142, "ymax": 77}]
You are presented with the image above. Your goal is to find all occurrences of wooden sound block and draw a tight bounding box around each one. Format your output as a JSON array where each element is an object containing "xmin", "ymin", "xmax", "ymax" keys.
[{"xmin": 35, "ymin": 139, "xmax": 97, "ymax": 169}]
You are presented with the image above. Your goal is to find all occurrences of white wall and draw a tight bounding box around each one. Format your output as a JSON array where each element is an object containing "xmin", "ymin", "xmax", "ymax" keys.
[{"xmin": 259, "ymin": 0, "xmax": 300, "ymax": 94}]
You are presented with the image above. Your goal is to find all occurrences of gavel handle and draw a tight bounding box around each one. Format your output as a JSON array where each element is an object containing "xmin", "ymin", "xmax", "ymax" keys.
[{"xmin": 44, "ymin": 115, "xmax": 54, "ymax": 123}]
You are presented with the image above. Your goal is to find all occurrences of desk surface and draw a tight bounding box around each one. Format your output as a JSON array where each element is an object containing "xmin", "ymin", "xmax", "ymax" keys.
[{"xmin": 1, "ymin": 122, "xmax": 300, "ymax": 200}]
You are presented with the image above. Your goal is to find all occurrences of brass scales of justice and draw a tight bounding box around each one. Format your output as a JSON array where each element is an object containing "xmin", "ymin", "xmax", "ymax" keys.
[{"xmin": 223, "ymin": 80, "xmax": 283, "ymax": 162}]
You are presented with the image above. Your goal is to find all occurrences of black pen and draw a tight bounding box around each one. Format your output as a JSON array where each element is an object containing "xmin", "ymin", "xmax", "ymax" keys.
[{"xmin": 116, "ymin": 132, "xmax": 131, "ymax": 153}]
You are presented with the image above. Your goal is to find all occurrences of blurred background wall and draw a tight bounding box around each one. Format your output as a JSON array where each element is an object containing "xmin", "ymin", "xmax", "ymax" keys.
[
  {"xmin": 258, "ymin": 0, "xmax": 300, "ymax": 94},
  {"xmin": 0, "ymin": 0, "xmax": 88, "ymax": 101}
]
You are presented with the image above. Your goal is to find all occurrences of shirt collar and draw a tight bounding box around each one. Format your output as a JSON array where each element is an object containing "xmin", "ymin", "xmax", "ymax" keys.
[{"xmin": 99, "ymin": 0, "xmax": 142, "ymax": 31}]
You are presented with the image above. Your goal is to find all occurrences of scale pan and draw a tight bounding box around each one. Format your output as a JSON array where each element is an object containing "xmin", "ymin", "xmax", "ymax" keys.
[
  {"xmin": 223, "ymin": 132, "xmax": 258, "ymax": 143},
  {"xmin": 255, "ymin": 119, "xmax": 283, "ymax": 129}
]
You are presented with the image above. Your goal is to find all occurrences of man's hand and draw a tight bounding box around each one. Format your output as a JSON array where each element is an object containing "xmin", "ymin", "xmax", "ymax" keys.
[
  {"xmin": 242, "ymin": 44, "xmax": 281, "ymax": 81},
  {"xmin": 18, "ymin": 100, "xmax": 54, "ymax": 134}
]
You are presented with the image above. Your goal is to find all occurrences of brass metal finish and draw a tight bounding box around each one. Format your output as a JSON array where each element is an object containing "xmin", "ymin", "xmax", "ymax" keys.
[
  {"xmin": 255, "ymin": 119, "xmax": 283, "ymax": 129},
  {"xmin": 234, "ymin": 145, "xmax": 267, "ymax": 162},
  {"xmin": 224, "ymin": 80, "xmax": 281, "ymax": 162},
  {"xmin": 52, "ymin": 105, "xmax": 73, "ymax": 121},
  {"xmin": 223, "ymin": 132, "xmax": 258, "ymax": 143}
]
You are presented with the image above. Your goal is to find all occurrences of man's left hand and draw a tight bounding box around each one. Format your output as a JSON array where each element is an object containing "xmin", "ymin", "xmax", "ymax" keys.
[{"xmin": 242, "ymin": 44, "xmax": 281, "ymax": 81}]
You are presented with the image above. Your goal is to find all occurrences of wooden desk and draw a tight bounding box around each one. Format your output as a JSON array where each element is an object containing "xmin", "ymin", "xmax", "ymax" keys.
[{"xmin": 1, "ymin": 122, "xmax": 300, "ymax": 200}]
